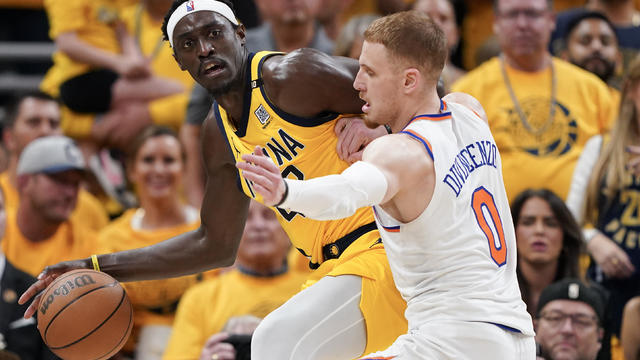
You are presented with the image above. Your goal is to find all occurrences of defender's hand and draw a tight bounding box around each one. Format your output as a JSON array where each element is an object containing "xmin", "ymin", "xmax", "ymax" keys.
[
  {"xmin": 19, "ymin": 259, "xmax": 91, "ymax": 319},
  {"xmin": 335, "ymin": 117, "xmax": 387, "ymax": 164},
  {"xmin": 236, "ymin": 146, "xmax": 286, "ymax": 207}
]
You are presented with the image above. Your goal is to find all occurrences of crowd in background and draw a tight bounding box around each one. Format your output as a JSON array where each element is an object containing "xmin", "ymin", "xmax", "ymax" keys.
[{"xmin": 1, "ymin": 0, "xmax": 640, "ymax": 359}]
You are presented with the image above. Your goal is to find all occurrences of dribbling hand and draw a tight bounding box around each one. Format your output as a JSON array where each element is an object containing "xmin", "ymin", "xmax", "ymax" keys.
[
  {"xmin": 236, "ymin": 146, "xmax": 286, "ymax": 207},
  {"xmin": 18, "ymin": 259, "xmax": 91, "ymax": 319}
]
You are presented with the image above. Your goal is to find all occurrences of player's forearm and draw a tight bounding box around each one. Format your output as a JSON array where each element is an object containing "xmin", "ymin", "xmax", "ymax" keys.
[
  {"xmin": 280, "ymin": 161, "xmax": 388, "ymax": 220},
  {"xmin": 94, "ymin": 227, "xmax": 235, "ymax": 282}
]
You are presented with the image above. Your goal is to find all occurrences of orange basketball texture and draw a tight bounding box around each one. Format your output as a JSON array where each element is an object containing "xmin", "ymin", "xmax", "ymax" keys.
[{"xmin": 36, "ymin": 269, "xmax": 133, "ymax": 360}]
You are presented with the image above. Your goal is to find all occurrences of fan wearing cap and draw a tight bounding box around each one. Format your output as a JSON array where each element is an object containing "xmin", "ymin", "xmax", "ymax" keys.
[
  {"xmin": 535, "ymin": 278, "xmax": 606, "ymax": 360},
  {"xmin": 1, "ymin": 136, "xmax": 98, "ymax": 277}
]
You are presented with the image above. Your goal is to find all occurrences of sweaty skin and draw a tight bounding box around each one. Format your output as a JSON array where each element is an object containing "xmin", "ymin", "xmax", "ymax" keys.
[{"xmin": 19, "ymin": 10, "xmax": 367, "ymax": 318}]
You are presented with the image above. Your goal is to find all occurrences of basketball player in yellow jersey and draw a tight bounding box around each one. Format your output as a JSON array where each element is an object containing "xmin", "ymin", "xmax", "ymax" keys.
[{"xmin": 21, "ymin": 0, "xmax": 406, "ymax": 358}]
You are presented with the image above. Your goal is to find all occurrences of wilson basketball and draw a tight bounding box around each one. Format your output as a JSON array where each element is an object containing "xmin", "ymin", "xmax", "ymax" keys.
[{"xmin": 36, "ymin": 269, "xmax": 133, "ymax": 360}]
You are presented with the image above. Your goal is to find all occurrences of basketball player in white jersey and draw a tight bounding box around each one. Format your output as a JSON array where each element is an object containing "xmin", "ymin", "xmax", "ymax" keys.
[{"xmin": 237, "ymin": 11, "xmax": 536, "ymax": 359}]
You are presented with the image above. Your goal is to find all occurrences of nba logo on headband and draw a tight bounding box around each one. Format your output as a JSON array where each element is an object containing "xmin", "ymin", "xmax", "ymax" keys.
[{"xmin": 186, "ymin": 1, "xmax": 195, "ymax": 11}]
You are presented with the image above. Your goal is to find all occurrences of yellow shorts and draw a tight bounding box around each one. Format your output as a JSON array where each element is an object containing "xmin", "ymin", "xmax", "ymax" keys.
[{"xmin": 303, "ymin": 230, "xmax": 408, "ymax": 355}]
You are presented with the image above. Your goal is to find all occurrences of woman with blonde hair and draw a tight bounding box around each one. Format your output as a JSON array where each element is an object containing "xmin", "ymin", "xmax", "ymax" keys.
[{"xmin": 567, "ymin": 54, "xmax": 640, "ymax": 339}]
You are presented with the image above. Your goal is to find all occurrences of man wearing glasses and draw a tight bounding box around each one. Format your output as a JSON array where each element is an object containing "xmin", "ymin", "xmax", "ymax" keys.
[{"xmin": 535, "ymin": 278, "xmax": 607, "ymax": 360}]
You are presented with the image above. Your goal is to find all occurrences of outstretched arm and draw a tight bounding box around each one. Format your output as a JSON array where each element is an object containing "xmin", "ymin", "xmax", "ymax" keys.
[
  {"xmin": 19, "ymin": 110, "xmax": 249, "ymax": 318},
  {"xmin": 237, "ymin": 135, "xmax": 432, "ymax": 221}
]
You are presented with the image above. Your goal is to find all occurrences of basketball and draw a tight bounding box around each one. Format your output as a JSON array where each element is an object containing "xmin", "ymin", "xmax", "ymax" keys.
[{"xmin": 36, "ymin": 269, "xmax": 133, "ymax": 360}]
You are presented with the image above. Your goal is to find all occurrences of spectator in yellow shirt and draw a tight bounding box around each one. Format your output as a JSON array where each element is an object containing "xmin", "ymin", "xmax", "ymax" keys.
[
  {"xmin": 0, "ymin": 91, "xmax": 108, "ymax": 231},
  {"xmin": 98, "ymin": 126, "xmax": 208, "ymax": 359},
  {"xmin": 40, "ymin": 0, "xmax": 184, "ymax": 149},
  {"xmin": 163, "ymin": 199, "xmax": 308, "ymax": 360},
  {"xmin": 2, "ymin": 136, "xmax": 97, "ymax": 277},
  {"xmin": 452, "ymin": 0, "xmax": 615, "ymax": 202}
]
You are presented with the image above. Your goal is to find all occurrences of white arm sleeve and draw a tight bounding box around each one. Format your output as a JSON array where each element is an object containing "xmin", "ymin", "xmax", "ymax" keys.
[
  {"xmin": 279, "ymin": 161, "xmax": 388, "ymax": 221},
  {"xmin": 565, "ymin": 135, "xmax": 602, "ymax": 244}
]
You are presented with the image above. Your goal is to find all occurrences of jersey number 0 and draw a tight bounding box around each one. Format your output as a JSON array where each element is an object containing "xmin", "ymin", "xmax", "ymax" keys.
[{"xmin": 471, "ymin": 187, "xmax": 507, "ymax": 267}]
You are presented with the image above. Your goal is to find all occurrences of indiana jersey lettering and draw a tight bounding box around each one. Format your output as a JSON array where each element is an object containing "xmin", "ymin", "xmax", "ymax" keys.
[
  {"xmin": 215, "ymin": 51, "xmax": 377, "ymax": 265},
  {"xmin": 373, "ymin": 101, "xmax": 534, "ymax": 334}
]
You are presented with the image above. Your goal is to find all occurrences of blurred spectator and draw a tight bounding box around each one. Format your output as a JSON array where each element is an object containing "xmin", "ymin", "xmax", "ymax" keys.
[
  {"xmin": 1, "ymin": 136, "xmax": 96, "ymax": 277},
  {"xmin": 566, "ymin": 55, "xmax": 640, "ymax": 340},
  {"xmin": 452, "ymin": 0, "xmax": 615, "ymax": 202},
  {"xmin": 621, "ymin": 296, "xmax": 640, "ymax": 360},
  {"xmin": 333, "ymin": 14, "xmax": 380, "ymax": 59},
  {"xmin": 460, "ymin": 0, "xmax": 584, "ymax": 71},
  {"xmin": 511, "ymin": 189, "xmax": 583, "ymax": 318},
  {"xmin": 97, "ymin": 126, "xmax": 207, "ymax": 360},
  {"xmin": 0, "ymin": 91, "xmax": 109, "ymax": 232},
  {"xmin": 0, "ymin": 186, "xmax": 56, "ymax": 360},
  {"xmin": 163, "ymin": 200, "xmax": 308, "ymax": 360},
  {"xmin": 552, "ymin": 0, "xmax": 640, "ymax": 86},
  {"xmin": 39, "ymin": 0, "xmax": 184, "ymax": 150},
  {"xmin": 199, "ymin": 316, "xmax": 261, "ymax": 360},
  {"xmin": 561, "ymin": 11, "xmax": 622, "ymax": 95},
  {"xmin": 535, "ymin": 278, "xmax": 607, "ymax": 360},
  {"xmin": 250, "ymin": 0, "xmax": 333, "ymax": 54},
  {"xmin": 118, "ymin": 0, "xmax": 195, "ymax": 136},
  {"xmin": 413, "ymin": 0, "xmax": 466, "ymax": 92}
]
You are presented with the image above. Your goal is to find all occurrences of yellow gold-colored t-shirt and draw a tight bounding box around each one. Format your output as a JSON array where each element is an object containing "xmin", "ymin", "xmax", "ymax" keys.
[
  {"xmin": 452, "ymin": 57, "xmax": 614, "ymax": 201},
  {"xmin": 0, "ymin": 172, "xmax": 109, "ymax": 231},
  {"xmin": 40, "ymin": 0, "xmax": 124, "ymax": 96},
  {"xmin": 163, "ymin": 269, "xmax": 307, "ymax": 360},
  {"xmin": 2, "ymin": 208, "xmax": 97, "ymax": 277}
]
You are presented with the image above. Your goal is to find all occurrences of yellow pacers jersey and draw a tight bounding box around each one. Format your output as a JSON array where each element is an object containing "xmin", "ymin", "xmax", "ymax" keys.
[{"xmin": 216, "ymin": 51, "xmax": 376, "ymax": 266}]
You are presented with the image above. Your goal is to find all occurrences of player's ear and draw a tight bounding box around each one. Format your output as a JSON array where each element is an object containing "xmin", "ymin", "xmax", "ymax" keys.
[
  {"xmin": 236, "ymin": 24, "xmax": 246, "ymax": 46},
  {"xmin": 403, "ymin": 68, "xmax": 419, "ymax": 93}
]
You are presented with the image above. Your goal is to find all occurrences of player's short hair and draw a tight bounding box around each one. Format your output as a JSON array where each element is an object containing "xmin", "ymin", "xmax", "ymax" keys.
[
  {"xmin": 161, "ymin": 0, "xmax": 237, "ymax": 42},
  {"xmin": 492, "ymin": 0, "xmax": 553, "ymax": 11},
  {"xmin": 2, "ymin": 90, "xmax": 58, "ymax": 129},
  {"xmin": 364, "ymin": 11, "xmax": 447, "ymax": 81}
]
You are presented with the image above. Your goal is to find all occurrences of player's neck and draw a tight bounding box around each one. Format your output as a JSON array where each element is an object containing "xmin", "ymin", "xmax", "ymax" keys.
[
  {"xmin": 215, "ymin": 59, "xmax": 250, "ymax": 126},
  {"xmin": 271, "ymin": 21, "xmax": 315, "ymax": 53},
  {"xmin": 397, "ymin": 91, "xmax": 442, "ymax": 131},
  {"xmin": 590, "ymin": 0, "xmax": 636, "ymax": 26},
  {"xmin": 503, "ymin": 52, "xmax": 551, "ymax": 72},
  {"xmin": 16, "ymin": 204, "xmax": 61, "ymax": 243}
]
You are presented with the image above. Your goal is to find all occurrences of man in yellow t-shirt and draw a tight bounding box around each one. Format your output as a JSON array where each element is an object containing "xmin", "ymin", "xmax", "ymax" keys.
[
  {"xmin": 452, "ymin": 0, "xmax": 614, "ymax": 202},
  {"xmin": 163, "ymin": 200, "xmax": 308, "ymax": 360},
  {"xmin": 1, "ymin": 91, "xmax": 108, "ymax": 231},
  {"xmin": 2, "ymin": 136, "xmax": 97, "ymax": 277}
]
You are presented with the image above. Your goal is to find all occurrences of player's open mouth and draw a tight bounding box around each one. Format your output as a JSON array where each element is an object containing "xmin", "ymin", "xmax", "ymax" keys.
[
  {"xmin": 202, "ymin": 61, "xmax": 225, "ymax": 76},
  {"xmin": 362, "ymin": 102, "xmax": 370, "ymax": 113}
]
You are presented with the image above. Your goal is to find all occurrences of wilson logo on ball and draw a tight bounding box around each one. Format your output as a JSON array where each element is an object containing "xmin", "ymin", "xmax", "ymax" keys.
[{"xmin": 39, "ymin": 274, "xmax": 96, "ymax": 315}]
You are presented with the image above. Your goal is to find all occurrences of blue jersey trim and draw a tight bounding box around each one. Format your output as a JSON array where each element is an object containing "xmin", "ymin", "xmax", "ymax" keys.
[{"xmin": 399, "ymin": 130, "xmax": 434, "ymax": 160}]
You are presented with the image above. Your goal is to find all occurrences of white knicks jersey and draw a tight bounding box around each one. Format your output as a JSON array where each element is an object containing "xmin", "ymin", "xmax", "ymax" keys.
[{"xmin": 373, "ymin": 101, "xmax": 534, "ymax": 335}]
